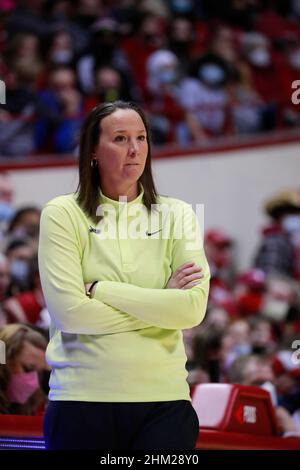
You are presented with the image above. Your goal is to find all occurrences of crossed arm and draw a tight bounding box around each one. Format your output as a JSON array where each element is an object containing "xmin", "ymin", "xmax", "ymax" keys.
[{"xmin": 38, "ymin": 203, "xmax": 210, "ymax": 335}]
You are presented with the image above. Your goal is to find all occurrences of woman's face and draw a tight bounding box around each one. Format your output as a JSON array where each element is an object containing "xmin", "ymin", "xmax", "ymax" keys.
[
  {"xmin": 9, "ymin": 340, "xmax": 47, "ymax": 374},
  {"xmin": 94, "ymin": 108, "xmax": 148, "ymax": 193}
]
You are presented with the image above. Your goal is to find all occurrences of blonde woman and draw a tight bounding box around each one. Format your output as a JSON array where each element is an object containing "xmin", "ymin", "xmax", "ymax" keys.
[{"xmin": 0, "ymin": 324, "xmax": 49, "ymax": 415}]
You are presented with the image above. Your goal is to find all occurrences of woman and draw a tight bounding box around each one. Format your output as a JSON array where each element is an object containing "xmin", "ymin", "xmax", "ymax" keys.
[
  {"xmin": 38, "ymin": 100, "xmax": 210, "ymax": 450},
  {"xmin": 0, "ymin": 324, "xmax": 49, "ymax": 415}
]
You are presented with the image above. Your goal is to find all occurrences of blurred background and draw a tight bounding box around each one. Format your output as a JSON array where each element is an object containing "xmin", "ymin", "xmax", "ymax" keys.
[{"xmin": 0, "ymin": 0, "xmax": 300, "ymax": 437}]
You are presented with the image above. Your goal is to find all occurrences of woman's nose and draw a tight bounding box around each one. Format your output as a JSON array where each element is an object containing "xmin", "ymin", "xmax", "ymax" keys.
[{"xmin": 128, "ymin": 139, "xmax": 138, "ymax": 155}]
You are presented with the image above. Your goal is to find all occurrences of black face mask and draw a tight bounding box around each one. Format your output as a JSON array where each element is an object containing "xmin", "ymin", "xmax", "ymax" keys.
[
  {"xmin": 252, "ymin": 345, "xmax": 268, "ymax": 355},
  {"xmin": 39, "ymin": 369, "xmax": 51, "ymax": 395}
]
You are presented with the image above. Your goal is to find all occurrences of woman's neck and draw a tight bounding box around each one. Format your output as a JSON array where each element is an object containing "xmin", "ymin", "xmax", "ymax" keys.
[{"xmin": 100, "ymin": 182, "xmax": 139, "ymax": 202}]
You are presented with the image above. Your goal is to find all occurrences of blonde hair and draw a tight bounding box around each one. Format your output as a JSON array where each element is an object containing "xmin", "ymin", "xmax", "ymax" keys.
[{"xmin": 0, "ymin": 324, "xmax": 47, "ymax": 414}]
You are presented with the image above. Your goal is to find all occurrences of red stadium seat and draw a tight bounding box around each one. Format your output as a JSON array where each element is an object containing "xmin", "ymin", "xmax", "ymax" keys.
[{"xmin": 191, "ymin": 383, "xmax": 300, "ymax": 449}]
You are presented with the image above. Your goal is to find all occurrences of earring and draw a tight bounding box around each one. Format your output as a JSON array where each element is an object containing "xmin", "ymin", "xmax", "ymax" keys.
[{"xmin": 91, "ymin": 159, "xmax": 98, "ymax": 168}]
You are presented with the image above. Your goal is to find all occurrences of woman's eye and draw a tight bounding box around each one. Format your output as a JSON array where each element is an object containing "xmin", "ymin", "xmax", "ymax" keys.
[
  {"xmin": 114, "ymin": 135, "xmax": 126, "ymax": 142},
  {"xmin": 138, "ymin": 135, "xmax": 146, "ymax": 141},
  {"xmin": 22, "ymin": 364, "xmax": 34, "ymax": 373}
]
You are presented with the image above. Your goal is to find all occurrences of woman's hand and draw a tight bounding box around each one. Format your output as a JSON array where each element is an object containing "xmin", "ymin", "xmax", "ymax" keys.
[
  {"xmin": 85, "ymin": 282, "xmax": 98, "ymax": 297},
  {"xmin": 166, "ymin": 262, "xmax": 203, "ymax": 290}
]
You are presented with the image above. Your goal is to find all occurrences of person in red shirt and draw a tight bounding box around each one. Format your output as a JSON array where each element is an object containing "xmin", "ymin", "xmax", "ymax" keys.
[{"xmin": 3, "ymin": 254, "xmax": 46, "ymax": 326}]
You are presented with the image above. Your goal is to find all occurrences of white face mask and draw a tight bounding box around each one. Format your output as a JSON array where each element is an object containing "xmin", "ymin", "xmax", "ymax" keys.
[
  {"xmin": 248, "ymin": 47, "xmax": 271, "ymax": 67},
  {"xmin": 289, "ymin": 48, "xmax": 300, "ymax": 70},
  {"xmin": 282, "ymin": 215, "xmax": 300, "ymax": 234},
  {"xmin": 262, "ymin": 298, "xmax": 289, "ymax": 321}
]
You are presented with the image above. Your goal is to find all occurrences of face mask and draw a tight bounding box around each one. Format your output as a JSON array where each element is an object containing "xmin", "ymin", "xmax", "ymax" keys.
[
  {"xmin": 248, "ymin": 47, "xmax": 271, "ymax": 67},
  {"xmin": 199, "ymin": 64, "xmax": 225, "ymax": 87},
  {"xmin": 10, "ymin": 259, "xmax": 29, "ymax": 284},
  {"xmin": 289, "ymin": 49, "xmax": 300, "ymax": 70},
  {"xmin": 282, "ymin": 215, "xmax": 300, "ymax": 234},
  {"xmin": 262, "ymin": 298, "xmax": 289, "ymax": 321},
  {"xmin": 233, "ymin": 343, "xmax": 252, "ymax": 356},
  {"xmin": 6, "ymin": 370, "xmax": 39, "ymax": 404},
  {"xmin": 51, "ymin": 50, "xmax": 73, "ymax": 65},
  {"xmin": 0, "ymin": 202, "xmax": 15, "ymax": 222},
  {"xmin": 159, "ymin": 69, "xmax": 177, "ymax": 85},
  {"xmin": 12, "ymin": 224, "xmax": 39, "ymax": 239}
]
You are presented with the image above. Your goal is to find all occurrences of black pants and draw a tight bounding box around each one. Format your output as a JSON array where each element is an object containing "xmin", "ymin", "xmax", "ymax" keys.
[{"xmin": 43, "ymin": 399, "xmax": 199, "ymax": 451}]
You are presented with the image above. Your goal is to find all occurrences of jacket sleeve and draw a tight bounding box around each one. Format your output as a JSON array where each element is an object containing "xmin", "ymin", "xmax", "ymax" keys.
[
  {"xmin": 94, "ymin": 202, "xmax": 210, "ymax": 330},
  {"xmin": 38, "ymin": 203, "xmax": 153, "ymax": 335}
]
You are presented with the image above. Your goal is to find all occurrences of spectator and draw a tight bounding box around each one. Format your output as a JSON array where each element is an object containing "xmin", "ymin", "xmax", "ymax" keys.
[
  {"xmin": 234, "ymin": 268, "xmax": 266, "ymax": 317},
  {"xmin": 3, "ymin": 254, "xmax": 48, "ymax": 327},
  {"xmin": 179, "ymin": 52, "xmax": 232, "ymax": 141},
  {"xmin": 168, "ymin": 16, "xmax": 198, "ymax": 73},
  {"xmin": 36, "ymin": 66, "xmax": 83, "ymax": 153},
  {"xmin": 228, "ymin": 353, "xmax": 298, "ymax": 435},
  {"xmin": 0, "ymin": 253, "xmax": 11, "ymax": 327},
  {"xmin": 0, "ymin": 173, "xmax": 15, "ymax": 248},
  {"xmin": 205, "ymin": 229, "xmax": 234, "ymax": 286},
  {"xmin": 205, "ymin": 229, "xmax": 236, "ymax": 315},
  {"xmin": 46, "ymin": 29, "xmax": 76, "ymax": 68},
  {"xmin": 230, "ymin": 60, "xmax": 264, "ymax": 135},
  {"xmin": 46, "ymin": 0, "xmax": 92, "ymax": 56},
  {"xmin": 0, "ymin": 323, "xmax": 49, "ymax": 415},
  {"xmin": 241, "ymin": 32, "xmax": 280, "ymax": 131},
  {"xmin": 249, "ymin": 317, "xmax": 277, "ymax": 355},
  {"xmin": 227, "ymin": 318, "xmax": 252, "ymax": 357},
  {"xmin": 190, "ymin": 324, "xmax": 224, "ymax": 383},
  {"xmin": 4, "ymin": 238, "xmax": 35, "ymax": 294},
  {"xmin": 145, "ymin": 49, "xmax": 191, "ymax": 144},
  {"xmin": 254, "ymin": 189, "xmax": 300, "ymax": 279},
  {"xmin": 6, "ymin": 0, "xmax": 51, "ymax": 39},
  {"xmin": 261, "ymin": 274, "xmax": 295, "ymax": 324},
  {"xmin": 5, "ymin": 32, "xmax": 44, "ymax": 88},
  {"xmin": 77, "ymin": 17, "xmax": 134, "ymax": 95},
  {"xmin": 272, "ymin": 340, "xmax": 300, "ymax": 432},
  {"xmin": 0, "ymin": 68, "xmax": 44, "ymax": 156},
  {"xmin": 84, "ymin": 65, "xmax": 136, "ymax": 114},
  {"xmin": 210, "ymin": 25, "xmax": 239, "ymax": 69},
  {"xmin": 121, "ymin": 14, "xmax": 168, "ymax": 98},
  {"xmin": 5, "ymin": 205, "xmax": 40, "ymax": 242},
  {"xmin": 205, "ymin": 306, "xmax": 230, "ymax": 332}
]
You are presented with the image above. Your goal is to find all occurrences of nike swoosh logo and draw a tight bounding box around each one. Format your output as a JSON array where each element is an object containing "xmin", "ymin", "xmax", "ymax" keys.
[
  {"xmin": 146, "ymin": 228, "xmax": 162, "ymax": 236},
  {"xmin": 88, "ymin": 226, "xmax": 101, "ymax": 234}
]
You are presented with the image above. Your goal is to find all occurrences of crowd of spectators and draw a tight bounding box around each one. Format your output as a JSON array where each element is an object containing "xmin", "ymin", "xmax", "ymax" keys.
[
  {"xmin": 0, "ymin": 0, "xmax": 300, "ymax": 156},
  {"xmin": 0, "ymin": 170, "xmax": 299, "ymax": 438},
  {"xmin": 185, "ymin": 187, "xmax": 300, "ymax": 435}
]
